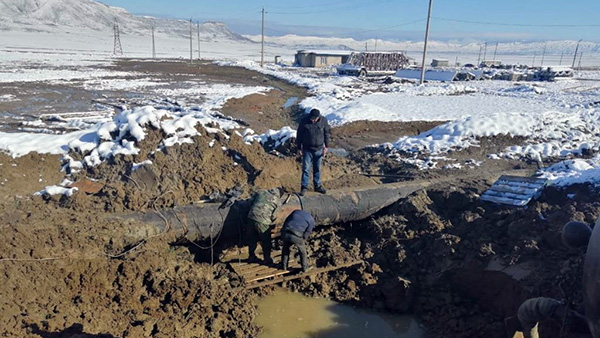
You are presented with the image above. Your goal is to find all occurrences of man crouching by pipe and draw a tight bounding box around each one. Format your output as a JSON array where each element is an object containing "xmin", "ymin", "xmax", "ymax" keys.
[{"xmin": 281, "ymin": 210, "xmax": 315, "ymax": 273}]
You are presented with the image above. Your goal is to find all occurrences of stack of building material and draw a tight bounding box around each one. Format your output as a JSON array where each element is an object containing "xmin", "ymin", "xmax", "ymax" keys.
[{"xmin": 480, "ymin": 175, "xmax": 548, "ymax": 207}]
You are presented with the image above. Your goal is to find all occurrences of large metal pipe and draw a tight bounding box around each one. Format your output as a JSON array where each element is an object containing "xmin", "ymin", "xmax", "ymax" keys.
[
  {"xmin": 584, "ymin": 216, "xmax": 600, "ymax": 337},
  {"xmin": 109, "ymin": 180, "xmax": 430, "ymax": 242}
]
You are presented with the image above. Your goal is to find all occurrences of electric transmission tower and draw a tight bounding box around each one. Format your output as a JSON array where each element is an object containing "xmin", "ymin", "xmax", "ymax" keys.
[{"xmin": 113, "ymin": 22, "xmax": 123, "ymax": 56}]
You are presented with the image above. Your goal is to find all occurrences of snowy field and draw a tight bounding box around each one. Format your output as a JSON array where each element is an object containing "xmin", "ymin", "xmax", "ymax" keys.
[{"xmin": 2, "ymin": 26, "xmax": 600, "ymax": 193}]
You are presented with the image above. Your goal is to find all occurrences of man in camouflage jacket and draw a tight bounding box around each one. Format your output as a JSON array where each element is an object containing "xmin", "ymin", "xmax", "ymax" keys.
[{"xmin": 246, "ymin": 188, "xmax": 282, "ymax": 264}]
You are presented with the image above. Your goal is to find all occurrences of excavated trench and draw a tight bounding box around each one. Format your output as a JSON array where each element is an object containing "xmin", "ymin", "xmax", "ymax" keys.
[
  {"xmin": 265, "ymin": 182, "xmax": 598, "ymax": 338},
  {"xmin": 1, "ymin": 137, "xmax": 597, "ymax": 338},
  {"xmin": 1, "ymin": 60, "xmax": 598, "ymax": 338}
]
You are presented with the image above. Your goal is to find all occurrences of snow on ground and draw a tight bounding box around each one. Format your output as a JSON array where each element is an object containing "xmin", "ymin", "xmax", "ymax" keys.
[
  {"xmin": 385, "ymin": 110, "xmax": 600, "ymax": 160},
  {"xmin": 243, "ymin": 126, "xmax": 297, "ymax": 148},
  {"xmin": 0, "ymin": 94, "xmax": 18, "ymax": 102},
  {"xmin": 539, "ymin": 156, "xmax": 600, "ymax": 187},
  {"xmin": 0, "ymin": 84, "xmax": 270, "ymax": 174},
  {"xmin": 2, "ymin": 26, "xmax": 600, "ymax": 188},
  {"xmin": 226, "ymin": 60, "xmax": 600, "ymax": 187},
  {"xmin": 223, "ymin": 60, "xmax": 599, "ymax": 125}
]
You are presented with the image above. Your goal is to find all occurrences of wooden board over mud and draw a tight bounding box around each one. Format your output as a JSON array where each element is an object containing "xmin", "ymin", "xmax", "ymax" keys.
[{"xmin": 227, "ymin": 251, "xmax": 362, "ymax": 289}]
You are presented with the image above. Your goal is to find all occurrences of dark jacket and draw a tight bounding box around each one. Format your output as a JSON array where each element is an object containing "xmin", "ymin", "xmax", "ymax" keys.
[
  {"xmin": 296, "ymin": 115, "xmax": 331, "ymax": 152},
  {"xmin": 282, "ymin": 210, "xmax": 315, "ymax": 239}
]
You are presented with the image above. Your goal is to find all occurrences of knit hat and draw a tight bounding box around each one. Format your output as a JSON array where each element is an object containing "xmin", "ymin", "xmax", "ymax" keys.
[{"xmin": 309, "ymin": 108, "xmax": 320, "ymax": 119}]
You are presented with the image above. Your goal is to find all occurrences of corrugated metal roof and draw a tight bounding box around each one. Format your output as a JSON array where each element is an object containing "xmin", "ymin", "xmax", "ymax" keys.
[{"xmin": 296, "ymin": 50, "xmax": 353, "ymax": 56}]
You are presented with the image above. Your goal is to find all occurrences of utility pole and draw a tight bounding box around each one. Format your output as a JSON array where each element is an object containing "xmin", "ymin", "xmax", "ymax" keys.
[
  {"xmin": 572, "ymin": 39, "xmax": 582, "ymax": 68},
  {"xmin": 455, "ymin": 55, "xmax": 459, "ymax": 66},
  {"xmin": 532, "ymin": 52, "xmax": 536, "ymax": 67},
  {"xmin": 482, "ymin": 41, "xmax": 488, "ymax": 62},
  {"xmin": 541, "ymin": 43, "xmax": 546, "ymax": 67},
  {"xmin": 197, "ymin": 21, "xmax": 201, "ymax": 59},
  {"xmin": 365, "ymin": 42, "xmax": 368, "ymax": 51},
  {"xmin": 559, "ymin": 51, "xmax": 564, "ymax": 65},
  {"xmin": 151, "ymin": 25, "xmax": 156, "ymax": 59},
  {"xmin": 493, "ymin": 42, "xmax": 498, "ymax": 60},
  {"xmin": 374, "ymin": 36, "xmax": 378, "ymax": 52},
  {"xmin": 578, "ymin": 51, "xmax": 584, "ymax": 70},
  {"xmin": 113, "ymin": 22, "xmax": 123, "ymax": 56},
  {"xmin": 189, "ymin": 19, "xmax": 193, "ymax": 63},
  {"xmin": 419, "ymin": 0, "xmax": 433, "ymax": 85},
  {"xmin": 261, "ymin": 6, "xmax": 265, "ymax": 67},
  {"xmin": 477, "ymin": 44, "xmax": 482, "ymax": 65}
]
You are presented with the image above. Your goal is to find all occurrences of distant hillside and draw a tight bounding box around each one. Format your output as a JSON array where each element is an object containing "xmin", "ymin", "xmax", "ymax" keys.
[
  {"xmin": 247, "ymin": 34, "xmax": 600, "ymax": 56},
  {"xmin": 0, "ymin": 0, "xmax": 252, "ymax": 41}
]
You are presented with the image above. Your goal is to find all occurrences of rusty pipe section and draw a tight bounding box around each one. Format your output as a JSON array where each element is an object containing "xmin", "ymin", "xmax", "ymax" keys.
[{"xmin": 109, "ymin": 180, "xmax": 430, "ymax": 242}]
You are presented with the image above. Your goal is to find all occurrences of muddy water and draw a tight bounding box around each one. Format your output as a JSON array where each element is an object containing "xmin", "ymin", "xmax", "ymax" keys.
[{"xmin": 256, "ymin": 288, "xmax": 425, "ymax": 338}]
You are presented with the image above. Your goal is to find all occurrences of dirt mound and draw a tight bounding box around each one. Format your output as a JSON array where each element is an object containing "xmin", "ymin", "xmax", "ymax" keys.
[
  {"xmin": 0, "ymin": 118, "xmax": 386, "ymax": 338},
  {"xmin": 282, "ymin": 180, "xmax": 599, "ymax": 338},
  {"xmin": 0, "ymin": 209, "xmax": 259, "ymax": 338},
  {"xmin": 0, "ymin": 152, "xmax": 64, "ymax": 200},
  {"xmin": 44, "ymin": 123, "xmax": 373, "ymax": 215}
]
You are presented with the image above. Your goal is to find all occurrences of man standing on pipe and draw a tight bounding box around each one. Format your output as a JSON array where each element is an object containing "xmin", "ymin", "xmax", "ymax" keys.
[
  {"xmin": 281, "ymin": 210, "xmax": 315, "ymax": 272},
  {"xmin": 246, "ymin": 188, "xmax": 282, "ymax": 265},
  {"xmin": 296, "ymin": 108, "xmax": 331, "ymax": 196}
]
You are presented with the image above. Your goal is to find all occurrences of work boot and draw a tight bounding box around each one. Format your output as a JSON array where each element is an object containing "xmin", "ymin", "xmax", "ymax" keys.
[
  {"xmin": 264, "ymin": 257, "xmax": 274, "ymax": 266},
  {"xmin": 315, "ymin": 186, "xmax": 326, "ymax": 194},
  {"xmin": 299, "ymin": 187, "xmax": 308, "ymax": 196},
  {"xmin": 281, "ymin": 263, "xmax": 288, "ymax": 271}
]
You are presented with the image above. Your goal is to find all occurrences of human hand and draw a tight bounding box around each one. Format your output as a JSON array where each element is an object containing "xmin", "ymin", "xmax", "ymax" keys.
[{"xmin": 323, "ymin": 147, "xmax": 328, "ymax": 156}]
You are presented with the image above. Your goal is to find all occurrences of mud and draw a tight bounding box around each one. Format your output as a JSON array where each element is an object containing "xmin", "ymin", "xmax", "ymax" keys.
[
  {"xmin": 330, "ymin": 120, "xmax": 443, "ymax": 151},
  {"xmin": 1, "ymin": 59, "xmax": 598, "ymax": 338},
  {"xmin": 284, "ymin": 182, "xmax": 598, "ymax": 338},
  {"xmin": 1, "ymin": 209, "xmax": 259, "ymax": 338}
]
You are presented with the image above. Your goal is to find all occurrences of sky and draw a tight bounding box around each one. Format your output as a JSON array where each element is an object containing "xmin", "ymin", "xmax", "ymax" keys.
[{"xmin": 98, "ymin": 0, "xmax": 600, "ymax": 42}]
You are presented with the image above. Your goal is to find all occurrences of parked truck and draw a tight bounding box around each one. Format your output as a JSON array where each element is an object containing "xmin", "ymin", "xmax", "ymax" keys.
[{"xmin": 337, "ymin": 52, "xmax": 410, "ymax": 77}]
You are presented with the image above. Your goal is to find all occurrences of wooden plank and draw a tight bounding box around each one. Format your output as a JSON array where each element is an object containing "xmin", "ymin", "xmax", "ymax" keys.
[
  {"xmin": 232, "ymin": 256, "xmax": 287, "ymax": 272},
  {"xmin": 498, "ymin": 175, "xmax": 547, "ymax": 184},
  {"xmin": 241, "ymin": 265, "xmax": 281, "ymax": 276},
  {"xmin": 482, "ymin": 189, "xmax": 531, "ymax": 201},
  {"xmin": 246, "ymin": 269, "xmax": 289, "ymax": 283},
  {"xmin": 496, "ymin": 181, "xmax": 545, "ymax": 189},
  {"xmin": 481, "ymin": 175, "xmax": 547, "ymax": 207},
  {"xmin": 244, "ymin": 260, "xmax": 363, "ymax": 289},
  {"xmin": 480, "ymin": 194, "xmax": 527, "ymax": 206},
  {"xmin": 491, "ymin": 184, "xmax": 538, "ymax": 195}
]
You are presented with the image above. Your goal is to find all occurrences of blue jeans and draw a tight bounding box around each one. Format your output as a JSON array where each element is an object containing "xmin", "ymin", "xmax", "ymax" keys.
[{"xmin": 301, "ymin": 149, "xmax": 323, "ymax": 189}]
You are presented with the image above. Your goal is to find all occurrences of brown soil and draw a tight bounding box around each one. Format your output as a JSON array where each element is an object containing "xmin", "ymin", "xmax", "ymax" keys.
[
  {"xmin": 1, "ymin": 59, "xmax": 597, "ymax": 338},
  {"xmin": 0, "ymin": 153, "xmax": 64, "ymax": 200},
  {"xmin": 330, "ymin": 120, "xmax": 444, "ymax": 151},
  {"xmin": 285, "ymin": 182, "xmax": 597, "ymax": 338}
]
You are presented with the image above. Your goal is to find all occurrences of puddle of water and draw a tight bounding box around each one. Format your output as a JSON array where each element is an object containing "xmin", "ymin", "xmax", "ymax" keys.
[
  {"xmin": 283, "ymin": 97, "xmax": 298, "ymax": 108},
  {"xmin": 256, "ymin": 288, "xmax": 425, "ymax": 338}
]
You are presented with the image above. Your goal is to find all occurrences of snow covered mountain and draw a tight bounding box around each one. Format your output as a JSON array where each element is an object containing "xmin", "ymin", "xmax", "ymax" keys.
[
  {"xmin": 248, "ymin": 34, "xmax": 600, "ymax": 56},
  {"xmin": 0, "ymin": 0, "xmax": 252, "ymax": 41}
]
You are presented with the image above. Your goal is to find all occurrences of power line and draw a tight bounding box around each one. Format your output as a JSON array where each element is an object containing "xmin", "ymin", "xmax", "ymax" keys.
[
  {"xmin": 264, "ymin": 27, "xmax": 293, "ymax": 35},
  {"xmin": 345, "ymin": 19, "xmax": 426, "ymax": 35},
  {"xmin": 433, "ymin": 17, "xmax": 600, "ymax": 27},
  {"xmin": 270, "ymin": 0, "xmax": 394, "ymax": 15},
  {"xmin": 268, "ymin": 0, "xmax": 363, "ymax": 10},
  {"xmin": 264, "ymin": 19, "xmax": 425, "ymax": 37},
  {"xmin": 220, "ymin": 9, "xmax": 262, "ymax": 21}
]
